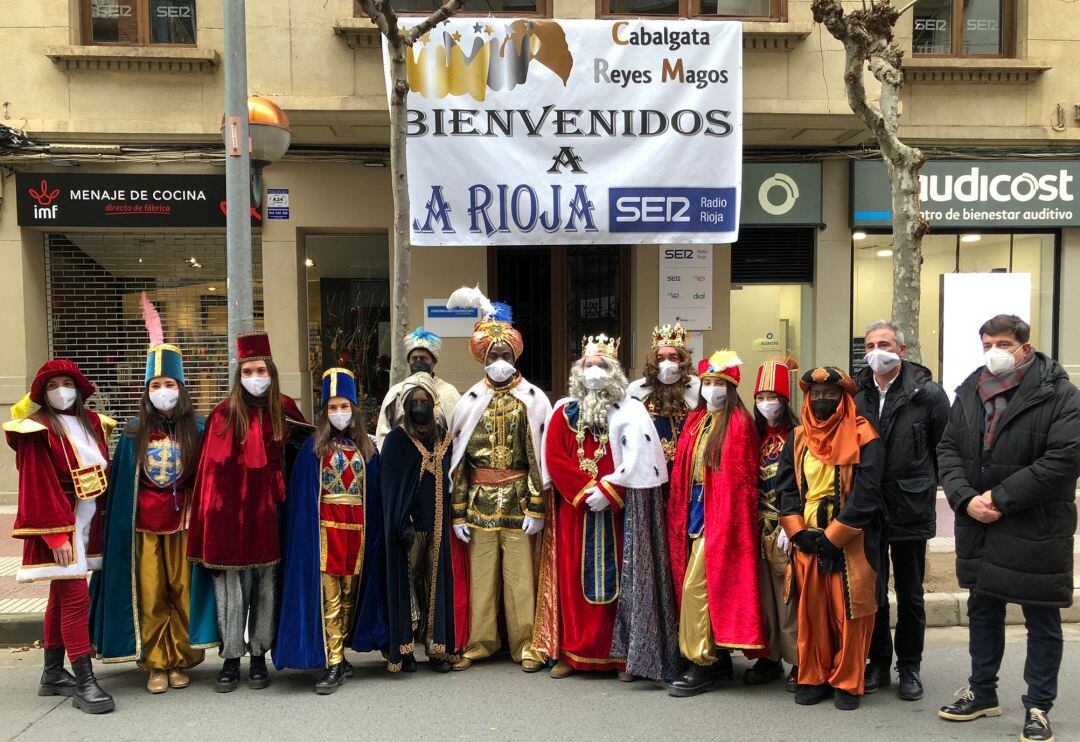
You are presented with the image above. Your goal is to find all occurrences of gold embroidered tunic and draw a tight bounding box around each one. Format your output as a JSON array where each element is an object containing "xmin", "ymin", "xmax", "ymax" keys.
[{"xmin": 452, "ymin": 388, "xmax": 543, "ymax": 530}]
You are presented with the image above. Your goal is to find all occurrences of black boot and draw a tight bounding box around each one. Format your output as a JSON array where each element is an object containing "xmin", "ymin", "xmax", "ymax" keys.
[
  {"xmin": 248, "ymin": 654, "xmax": 271, "ymax": 690},
  {"xmin": 315, "ymin": 662, "xmax": 347, "ymax": 695},
  {"xmin": 715, "ymin": 650, "xmax": 734, "ymax": 681},
  {"xmin": 343, "ymin": 658, "xmax": 354, "ymax": 678},
  {"xmin": 401, "ymin": 652, "xmax": 418, "ymax": 673},
  {"xmin": 897, "ymin": 665, "xmax": 924, "ymax": 701},
  {"xmin": 38, "ymin": 647, "xmax": 76, "ymax": 697},
  {"xmin": 743, "ymin": 658, "xmax": 782, "ymax": 685},
  {"xmin": 70, "ymin": 654, "xmax": 115, "ymax": 714},
  {"xmin": 863, "ymin": 663, "xmax": 890, "ymax": 694},
  {"xmin": 429, "ymin": 658, "xmax": 452, "ymax": 673},
  {"xmin": 668, "ymin": 664, "xmax": 719, "ymax": 698},
  {"xmin": 794, "ymin": 684, "xmax": 833, "ymax": 706},
  {"xmin": 216, "ymin": 657, "xmax": 241, "ymax": 693},
  {"xmin": 834, "ymin": 688, "xmax": 861, "ymax": 710}
]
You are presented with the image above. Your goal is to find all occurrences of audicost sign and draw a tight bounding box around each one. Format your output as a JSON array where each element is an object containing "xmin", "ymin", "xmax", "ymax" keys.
[
  {"xmin": 851, "ymin": 159, "xmax": 1080, "ymax": 228},
  {"xmin": 388, "ymin": 19, "xmax": 743, "ymax": 246},
  {"xmin": 15, "ymin": 173, "xmax": 262, "ymax": 228}
]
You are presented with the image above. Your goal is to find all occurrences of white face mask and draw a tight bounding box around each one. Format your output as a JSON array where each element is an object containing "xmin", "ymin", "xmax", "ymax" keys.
[
  {"xmin": 984, "ymin": 347, "xmax": 1020, "ymax": 376},
  {"xmin": 485, "ymin": 359, "xmax": 517, "ymax": 384},
  {"xmin": 328, "ymin": 411, "xmax": 353, "ymax": 431},
  {"xmin": 582, "ymin": 365, "xmax": 611, "ymax": 391},
  {"xmin": 756, "ymin": 400, "xmax": 783, "ymax": 423},
  {"xmin": 657, "ymin": 360, "xmax": 681, "ymax": 385},
  {"xmin": 149, "ymin": 388, "xmax": 179, "ymax": 413},
  {"xmin": 865, "ymin": 348, "xmax": 902, "ymax": 376},
  {"xmin": 47, "ymin": 386, "xmax": 77, "ymax": 412},
  {"xmin": 702, "ymin": 385, "xmax": 727, "ymax": 411},
  {"xmin": 241, "ymin": 376, "xmax": 272, "ymax": 397}
]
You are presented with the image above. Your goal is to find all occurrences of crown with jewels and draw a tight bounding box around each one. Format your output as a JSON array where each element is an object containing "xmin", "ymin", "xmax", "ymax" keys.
[
  {"xmin": 651, "ymin": 323, "xmax": 687, "ymax": 350},
  {"xmin": 582, "ymin": 333, "xmax": 620, "ymax": 360}
]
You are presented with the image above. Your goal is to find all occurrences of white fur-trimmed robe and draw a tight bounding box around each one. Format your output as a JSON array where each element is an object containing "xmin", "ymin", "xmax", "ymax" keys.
[{"xmin": 627, "ymin": 375, "xmax": 701, "ymax": 412}]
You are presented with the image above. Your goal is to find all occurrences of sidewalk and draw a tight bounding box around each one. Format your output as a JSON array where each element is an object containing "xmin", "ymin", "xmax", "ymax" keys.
[{"xmin": 3, "ymin": 499, "xmax": 1080, "ymax": 645}]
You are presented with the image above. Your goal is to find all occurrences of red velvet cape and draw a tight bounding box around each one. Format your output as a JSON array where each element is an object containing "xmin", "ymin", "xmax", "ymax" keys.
[
  {"xmin": 667, "ymin": 406, "xmax": 766, "ymax": 650},
  {"xmin": 186, "ymin": 395, "xmax": 304, "ymax": 569}
]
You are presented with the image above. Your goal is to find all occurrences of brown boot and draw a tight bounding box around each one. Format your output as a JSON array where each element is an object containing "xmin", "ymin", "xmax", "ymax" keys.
[
  {"xmin": 168, "ymin": 668, "xmax": 190, "ymax": 689},
  {"xmin": 146, "ymin": 670, "xmax": 169, "ymax": 694},
  {"xmin": 549, "ymin": 660, "xmax": 574, "ymax": 679}
]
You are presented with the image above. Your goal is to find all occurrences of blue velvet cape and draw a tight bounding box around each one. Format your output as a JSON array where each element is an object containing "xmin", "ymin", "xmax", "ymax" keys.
[
  {"xmin": 90, "ymin": 417, "xmax": 219, "ymax": 663},
  {"xmin": 273, "ymin": 436, "xmax": 389, "ymax": 670}
]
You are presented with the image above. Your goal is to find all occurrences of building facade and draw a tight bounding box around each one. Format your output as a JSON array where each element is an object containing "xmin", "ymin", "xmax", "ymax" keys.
[{"xmin": 2, "ymin": 0, "xmax": 1079, "ymax": 496}]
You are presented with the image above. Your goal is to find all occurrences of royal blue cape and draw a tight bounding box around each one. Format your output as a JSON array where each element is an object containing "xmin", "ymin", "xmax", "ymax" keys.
[
  {"xmin": 273, "ymin": 436, "xmax": 389, "ymax": 670},
  {"xmin": 89, "ymin": 418, "xmax": 219, "ymax": 662}
]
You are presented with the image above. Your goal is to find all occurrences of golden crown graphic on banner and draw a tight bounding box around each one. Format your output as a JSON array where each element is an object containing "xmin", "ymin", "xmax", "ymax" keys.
[{"xmin": 407, "ymin": 20, "xmax": 573, "ymax": 102}]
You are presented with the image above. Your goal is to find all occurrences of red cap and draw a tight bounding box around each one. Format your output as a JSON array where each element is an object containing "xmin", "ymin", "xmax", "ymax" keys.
[
  {"xmin": 754, "ymin": 360, "xmax": 794, "ymax": 401},
  {"xmin": 698, "ymin": 349, "xmax": 742, "ymax": 386},
  {"xmin": 30, "ymin": 359, "xmax": 95, "ymax": 405},
  {"xmin": 237, "ymin": 332, "xmax": 272, "ymax": 362}
]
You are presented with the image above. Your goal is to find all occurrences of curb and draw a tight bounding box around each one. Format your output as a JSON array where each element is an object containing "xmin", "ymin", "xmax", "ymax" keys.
[
  {"xmin": 903, "ymin": 589, "xmax": 1080, "ymax": 629},
  {"xmin": 0, "ymin": 613, "xmax": 44, "ymax": 647}
]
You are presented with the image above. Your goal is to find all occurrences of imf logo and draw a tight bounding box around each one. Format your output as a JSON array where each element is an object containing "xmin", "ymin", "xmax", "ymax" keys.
[{"xmin": 28, "ymin": 179, "xmax": 60, "ymax": 220}]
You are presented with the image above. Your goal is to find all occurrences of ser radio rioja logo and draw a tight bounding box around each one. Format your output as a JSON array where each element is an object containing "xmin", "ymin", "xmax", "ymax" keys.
[{"xmin": 28, "ymin": 179, "xmax": 61, "ymax": 220}]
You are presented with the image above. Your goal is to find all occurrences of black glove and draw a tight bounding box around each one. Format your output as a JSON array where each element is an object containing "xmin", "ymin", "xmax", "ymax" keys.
[
  {"xmin": 399, "ymin": 525, "xmax": 416, "ymax": 552},
  {"xmin": 817, "ymin": 534, "xmax": 845, "ymax": 574},
  {"xmin": 791, "ymin": 530, "xmax": 819, "ymax": 555}
]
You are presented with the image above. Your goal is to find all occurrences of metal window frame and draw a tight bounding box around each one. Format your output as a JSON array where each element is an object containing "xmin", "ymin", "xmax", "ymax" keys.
[
  {"xmin": 911, "ymin": 0, "xmax": 1015, "ymax": 59},
  {"xmin": 80, "ymin": 0, "xmax": 198, "ymax": 47}
]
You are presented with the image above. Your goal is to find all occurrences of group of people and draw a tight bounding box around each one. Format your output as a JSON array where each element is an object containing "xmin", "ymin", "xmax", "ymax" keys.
[{"xmin": 6, "ymin": 287, "xmax": 1078, "ymax": 742}]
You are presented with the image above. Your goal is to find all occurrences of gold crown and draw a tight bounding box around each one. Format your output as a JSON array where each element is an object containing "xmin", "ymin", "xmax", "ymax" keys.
[
  {"xmin": 582, "ymin": 333, "xmax": 620, "ymax": 359},
  {"xmin": 651, "ymin": 323, "xmax": 686, "ymax": 349}
]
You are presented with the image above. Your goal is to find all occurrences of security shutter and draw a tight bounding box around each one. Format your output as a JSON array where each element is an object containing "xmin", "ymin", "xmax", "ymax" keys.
[
  {"xmin": 45, "ymin": 232, "xmax": 263, "ymax": 426},
  {"xmin": 731, "ymin": 227, "xmax": 815, "ymax": 284}
]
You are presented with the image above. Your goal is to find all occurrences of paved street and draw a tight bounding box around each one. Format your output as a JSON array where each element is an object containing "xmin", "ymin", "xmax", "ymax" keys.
[{"xmin": 1, "ymin": 627, "xmax": 1077, "ymax": 742}]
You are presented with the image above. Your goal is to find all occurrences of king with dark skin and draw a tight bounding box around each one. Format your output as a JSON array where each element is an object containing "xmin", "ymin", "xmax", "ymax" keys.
[{"xmin": 486, "ymin": 342, "xmax": 517, "ymax": 385}]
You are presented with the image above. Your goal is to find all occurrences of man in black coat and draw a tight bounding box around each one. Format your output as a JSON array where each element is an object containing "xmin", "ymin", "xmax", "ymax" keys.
[
  {"xmin": 854, "ymin": 320, "xmax": 950, "ymax": 702},
  {"xmin": 937, "ymin": 314, "xmax": 1080, "ymax": 742}
]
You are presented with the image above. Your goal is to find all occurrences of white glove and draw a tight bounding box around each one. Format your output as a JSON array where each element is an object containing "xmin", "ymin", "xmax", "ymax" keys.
[
  {"xmin": 584, "ymin": 487, "xmax": 610, "ymax": 512},
  {"xmin": 453, "ymin": 523, "xmax": 471, "ymax": 544},
  {"xmin": 776, "ymin": 528, "xmax": 790, "ymax": 552},
  {"xmin": 522, "ymin": 515, "xmax": 544, "ymax": 536}
]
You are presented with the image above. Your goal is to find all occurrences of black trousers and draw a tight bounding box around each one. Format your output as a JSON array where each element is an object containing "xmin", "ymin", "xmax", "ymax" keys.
[
  {"xmin": 967, "ymin": 590, "xmax": 1062, "ymax": 712},
  {"xmin": 869, "ymin": 539, "xmax": 926, "ymax": 670}
]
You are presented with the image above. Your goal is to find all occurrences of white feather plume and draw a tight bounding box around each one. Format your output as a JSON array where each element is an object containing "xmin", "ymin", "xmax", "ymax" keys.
[{"xmin": 446, "ymin": 285, "xmax": 495, "ymax": 320}]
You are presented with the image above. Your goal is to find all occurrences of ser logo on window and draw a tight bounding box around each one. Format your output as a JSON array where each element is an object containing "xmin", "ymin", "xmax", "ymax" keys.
[
  {"xmin": 913, "ymin": 18, "xmax": 948, "ymax": 31},
  {"xmin": 156, "ymin": 5, "xmax": 193, "ymax": 18},
  {"xmin": 91, "ymin": 1, "xmax": 134, "ymax": 18}
]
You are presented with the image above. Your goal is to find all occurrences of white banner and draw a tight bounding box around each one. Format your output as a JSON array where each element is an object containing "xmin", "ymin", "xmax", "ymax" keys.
[{"xmin": 388, "ymin": 19, "xmax": 743, "ymax": 246}]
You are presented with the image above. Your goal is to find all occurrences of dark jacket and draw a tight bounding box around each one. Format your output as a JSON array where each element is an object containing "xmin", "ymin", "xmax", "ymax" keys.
[
  {"xmin": 938, "ymin": 352, "xmax": 1080, "ymax": 607},
  {"xmin": 854, "ymin": 361, "xmax": 951, "ymax": 542}
]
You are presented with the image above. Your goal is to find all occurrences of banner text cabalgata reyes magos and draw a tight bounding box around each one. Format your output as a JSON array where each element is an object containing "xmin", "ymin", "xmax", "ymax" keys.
[{"xmin": 384, "ymin": 19, "xmax": 743, "ymax": 246}]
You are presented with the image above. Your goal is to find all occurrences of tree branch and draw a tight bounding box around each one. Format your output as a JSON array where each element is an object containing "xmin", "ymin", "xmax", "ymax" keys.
[{"xmin": 406, "ymin": 0, "xmax": 465, "ymax": 45}]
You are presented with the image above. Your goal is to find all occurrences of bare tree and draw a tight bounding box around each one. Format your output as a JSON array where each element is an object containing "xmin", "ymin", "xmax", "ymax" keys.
[
  {"xmin": 357, "ymin": 0, "xmax": 463, "ymax": 384},
  {"xmin": 812, "ymin": 0, "xmax": 928, "ymax": 362}
]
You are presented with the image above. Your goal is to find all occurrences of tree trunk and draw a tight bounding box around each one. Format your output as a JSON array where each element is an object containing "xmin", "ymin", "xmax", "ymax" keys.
[
  {"xmin": 887, "ymin": 156, "xmax": 924, "ymax": 362},
  {"xmin": 388, "ymin": 39, "xmax": 412, "ymax": 386}
]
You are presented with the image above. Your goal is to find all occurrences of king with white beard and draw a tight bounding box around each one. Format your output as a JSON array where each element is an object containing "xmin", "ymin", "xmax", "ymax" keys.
[{"xmin": 532, "ymin": 335, "xmax": 678, "ymax": 683}]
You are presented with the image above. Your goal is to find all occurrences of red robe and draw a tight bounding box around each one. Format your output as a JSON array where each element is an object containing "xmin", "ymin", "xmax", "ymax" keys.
[
  {"xmin": 667, "ymin": 406, "xmax": 766, "ymax": 651},
  {"xmin": 545, "ymin": 402, "xmax": 626, "ymax": 672},
  {"xmin": 186, "ymin": 396, "xmax": 305, "ymax": 569},
  {"xmin": 6, "ymin": 412, "xmax": 112, "ymax": 579}
]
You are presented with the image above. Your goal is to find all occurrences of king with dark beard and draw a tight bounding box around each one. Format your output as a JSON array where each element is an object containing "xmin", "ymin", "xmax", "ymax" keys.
[
  {"xmin": 533, "ymin": 335, "xmax": 677, "ymax": 683},
  {"xmin": 628, "ymin": 323, "xmax": 701, "ymax": 469}
]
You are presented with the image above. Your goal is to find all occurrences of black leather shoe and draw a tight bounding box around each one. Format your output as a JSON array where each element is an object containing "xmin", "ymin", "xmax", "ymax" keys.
[
  {"xmin": 1022, "ymin": 707, "xmax": 1055, "ymax": 742},
  {"xmin": 248, "ymin": 654, "xmax": 271, "ymax": 690},
  {"xmin": 401, "ymin": 652, "xmax": 418, "ymax": 673},
  {"xmin": 216, "ymin": 657, "xmax": 241, "ymax": 693},
  {"xmin": 743, "ymin": 658, "xmax": 782, "ymax": 685},
  {"xmin": 315, "ymin": 662, "xmax": 347, "ymax": 695},
  {"xmin": 70, "ymin": 654, "xmax": 115, "ymax": 714},
  {"xmin": 898, "ymin": 665, "xmax": 924, "ymax": 701},
  {"xmin": 863, "ymin": 663, "xmax": 890, "ymax": 694},
  {"xmin": 715, "ymin": 651, "xmax": 734, "ymax": 681},
  {"xmin": 38, "ymin": 647, "xmax": 76, "ymax": 697},
  {"xmin": 795, "ymin": 684, "xmax": 833, "ymax": 706},
  {"xmin": 834, "ymin": 689, "xmax": 861, "ymax": 710},
  {"xmin": 938, "ymin": 687, "xmax": 1002, "ymax": 722},
  {"xmin": 343, "ymin": 658, "xmax": 354, "ymax": 678},
  {"xmin": 668, "ymin": 664, "xmax": 719, "ymax": 697},
  {"xmin": 429, "ymin": 658, "xmax": 452, "ymax": 673},
  {"xmin": 785, "ymin": 666, "xmax": 799, "ymax": 693}
]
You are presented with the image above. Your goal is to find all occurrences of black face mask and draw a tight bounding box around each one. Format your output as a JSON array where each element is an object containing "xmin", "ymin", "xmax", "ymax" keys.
[
  {"xmin": 810, "ymin": 398, "xmax": 840, "ymax": 422},
  {"xmin": 409, "ymin": 361, "xmax": 434, "ymax": 376},
  {"xmin": 409, "ymin": 403, "xmax": 432, "ymax": 425}
]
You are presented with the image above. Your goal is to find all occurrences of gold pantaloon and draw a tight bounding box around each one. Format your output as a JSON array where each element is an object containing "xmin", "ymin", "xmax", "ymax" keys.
[
  {"xmin": 678, "ymin": 537, "xmax": 716, "ymax": 667},
  {"xmin": 136, "ymin": 530, "xmax": 204, "ymax": 671},
  {"xmin": 463, "ymin": 528, "xmax": 541, "ymax": 664},
  {"xmin": 321, "ymin": 573, "xmax": 358, "ymax": 666}
]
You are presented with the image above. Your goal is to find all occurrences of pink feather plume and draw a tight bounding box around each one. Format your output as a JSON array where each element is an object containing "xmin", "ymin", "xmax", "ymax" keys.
[{"xmin": 140, "ymin": 291, "xmax": 164, "ymax": 347}]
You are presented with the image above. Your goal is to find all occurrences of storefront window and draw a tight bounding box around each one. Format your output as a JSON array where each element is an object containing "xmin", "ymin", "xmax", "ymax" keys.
[
  {"xmin": 305, "ymin": 234, "xmax": 391, "ymax": 428},
  {"xmin": 603, "ymin": 0, "xmax": 780, "ymax": 18},
  {"xmin": 851, "ymin": 232, "xmax": 1056, "ymax": 380},
  {"xmin": 730, "ymin": 283, "xmax": 811, "ymax": 410},
  {"xmin": 912, "ymin": 0, "xmax": 1011, "ymax": 57}
]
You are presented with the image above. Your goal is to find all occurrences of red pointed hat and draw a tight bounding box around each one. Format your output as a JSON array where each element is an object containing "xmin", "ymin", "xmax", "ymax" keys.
[
  {"xmin": 30, "ymin": 359, "xmax": 95, "ymax": 405},
  {"xmin": 237, "ymin": 332, "xmax": 273, "ymax": 362},
  {"xmin": 754, "ymin": 358, "xmax": 798, "ymax": 401}
]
